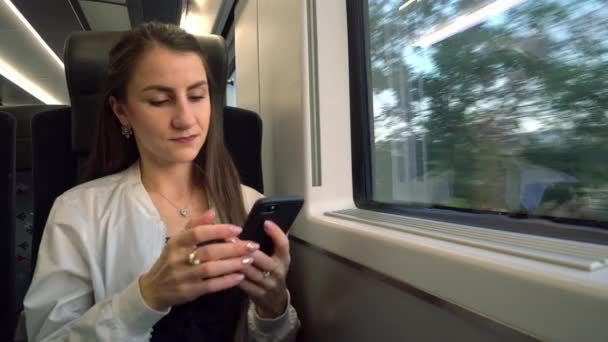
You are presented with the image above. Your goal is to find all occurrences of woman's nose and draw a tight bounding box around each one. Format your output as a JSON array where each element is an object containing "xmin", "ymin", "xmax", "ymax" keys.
[{"xmin": 171, "ymin": 97, "xmax": 196, "ymax": 129}]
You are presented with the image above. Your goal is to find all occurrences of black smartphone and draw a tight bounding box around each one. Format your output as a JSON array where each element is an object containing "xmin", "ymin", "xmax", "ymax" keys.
[{"xmin": 239, "ymin": 195, "xmax": 304, "ymax": 255}]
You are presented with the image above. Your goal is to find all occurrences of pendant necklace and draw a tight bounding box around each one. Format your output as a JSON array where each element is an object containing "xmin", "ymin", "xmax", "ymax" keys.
[{"xmin": 155, "ymin": 188, "xmax": 193, "ymax": 217}]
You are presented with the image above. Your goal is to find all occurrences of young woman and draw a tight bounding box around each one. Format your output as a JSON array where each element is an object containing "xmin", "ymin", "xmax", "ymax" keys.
[{"xmin": 24, "ymin": 22, "xmax": 299, "ymax": 341}]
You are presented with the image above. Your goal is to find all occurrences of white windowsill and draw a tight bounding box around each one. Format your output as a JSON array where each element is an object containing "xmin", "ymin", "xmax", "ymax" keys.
[
  {"xmin": 327, "ymin": 208, "xmax": 608, "ymax": 272},
  {"xmin": 291, "ymin": 207, "xmax": 608, "ymax": 342}
]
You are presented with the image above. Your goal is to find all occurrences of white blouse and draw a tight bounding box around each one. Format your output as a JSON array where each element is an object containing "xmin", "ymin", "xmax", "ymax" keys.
[{"xmin": 23, "ymin": 162, "xmax": 299, "ymax": 342}]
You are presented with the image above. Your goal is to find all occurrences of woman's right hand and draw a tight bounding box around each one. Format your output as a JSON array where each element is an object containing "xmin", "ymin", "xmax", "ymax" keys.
[{"xmin": 139, "ymin": 209, "xmax": 259, "ymax": 311}]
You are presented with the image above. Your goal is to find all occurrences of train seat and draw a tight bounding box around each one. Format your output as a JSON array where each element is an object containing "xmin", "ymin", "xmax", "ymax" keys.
[{"xmin": 0, "ymin": 111, "xmax": 17, "ymax": 341}]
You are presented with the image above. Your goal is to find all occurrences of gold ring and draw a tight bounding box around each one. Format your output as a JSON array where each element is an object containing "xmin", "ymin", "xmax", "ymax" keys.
[{"xmin": 188, "ymin": 251, "xmax": 200, "ymax": 266}]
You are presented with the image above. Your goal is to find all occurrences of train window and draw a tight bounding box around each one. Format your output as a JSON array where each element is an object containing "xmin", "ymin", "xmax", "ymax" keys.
[{"xmin": 347, "ymin": 0, "xmax": 608, "ymax": 244}]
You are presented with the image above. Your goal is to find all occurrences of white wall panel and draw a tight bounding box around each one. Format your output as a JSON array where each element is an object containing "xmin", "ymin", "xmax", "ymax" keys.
[{"xmin": 235, "ymin": 0, "xmax": 306, "ymax": 196}]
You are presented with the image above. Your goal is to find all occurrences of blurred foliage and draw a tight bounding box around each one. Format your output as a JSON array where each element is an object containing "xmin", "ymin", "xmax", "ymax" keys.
[{"xmin": 369, "ymin": 0, "xmax": 608, "ymax": 221}]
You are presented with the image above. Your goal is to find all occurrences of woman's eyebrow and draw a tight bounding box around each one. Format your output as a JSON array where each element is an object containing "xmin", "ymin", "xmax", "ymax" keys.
[
  {"xmin": 141, "ymin": 80, "xmax": 208, "ymax": 93},
  {"xmin": 187, "ymin": 80, "xmax": 208, "ymax": 90}
]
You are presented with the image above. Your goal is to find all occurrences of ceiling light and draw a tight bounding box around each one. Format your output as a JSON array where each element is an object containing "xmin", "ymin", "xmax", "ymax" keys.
[
  {"xmin": 0, "ymin": 57, "xmax": 62, "ymax": 104},
  {"xmin": 412, "ymin": 0, "xmax": 527, "ymax": 48},
  {"xmin": 3, "ymin": 0, "xmax": 64, "ymax": 69},
  {"xmin": 180, "ymin": 12, "xmax": 210, "ymax": 35}
]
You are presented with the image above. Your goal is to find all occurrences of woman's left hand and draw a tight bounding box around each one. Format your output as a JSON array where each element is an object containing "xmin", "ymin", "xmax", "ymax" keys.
[{"xmin": 238, "ymin": 220, "xmax": 290, "ymax": 318}]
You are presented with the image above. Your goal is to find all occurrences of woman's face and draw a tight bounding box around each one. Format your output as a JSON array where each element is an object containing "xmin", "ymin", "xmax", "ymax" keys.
[{"xmin": 111, "ymin": 46, "xmax": 211, "ymax": 167}]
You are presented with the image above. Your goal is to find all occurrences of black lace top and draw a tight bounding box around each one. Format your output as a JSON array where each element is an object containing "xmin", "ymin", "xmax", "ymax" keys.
[{"xmin": 150, "ymin": 286, "xmax": 246, "ymax": 342}]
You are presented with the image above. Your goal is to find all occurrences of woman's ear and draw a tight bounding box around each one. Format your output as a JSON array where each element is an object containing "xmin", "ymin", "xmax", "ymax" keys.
[{"xmin": 109, "ymin": 96, "xmax": 130, "ymax": 127}]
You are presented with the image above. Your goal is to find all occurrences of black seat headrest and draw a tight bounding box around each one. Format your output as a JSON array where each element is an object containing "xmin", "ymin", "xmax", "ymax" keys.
[{"xmin": 64, "ymin": 30, "xmax": 227, "ymax": 154}]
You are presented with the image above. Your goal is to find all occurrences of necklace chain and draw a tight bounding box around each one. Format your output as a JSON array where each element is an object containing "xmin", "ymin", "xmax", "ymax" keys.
[{"xmin": 154, "ymin": 188, "xmax": 193, "ymax": 217}]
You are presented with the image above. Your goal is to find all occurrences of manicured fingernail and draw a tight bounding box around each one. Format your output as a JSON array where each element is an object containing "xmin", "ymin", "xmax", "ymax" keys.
[
  {"xmin": 235, "ymin": 273, "xmax": 245, "ymax": 281},
  {"xmin": 246, "ymin": 242, "xmax": 260, "ymax": 252},
  {"xmin": 242, "ymin": 256, "xmax": 254, "ymax": 264},
  {"xmin": 264, "ymin": 221, "xmax": 273, "ymax": 231},
  {"xmin": 227, "ymin": 237, "xmax": 239, "ymax": 244},
  {"xmin": 231, "ymin": 226, "xmax": 243, "ymax": 234}
]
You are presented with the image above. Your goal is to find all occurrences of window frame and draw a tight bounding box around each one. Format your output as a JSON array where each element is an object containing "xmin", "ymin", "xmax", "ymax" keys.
[{"xmin": 345, "ymin": 0, "xmax": 608, "ymax": 245}]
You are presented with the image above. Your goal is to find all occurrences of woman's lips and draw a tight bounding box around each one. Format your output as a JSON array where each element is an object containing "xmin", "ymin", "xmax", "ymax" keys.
[{"xmin": 170, "ymin": 134, "xmax": 197, "ymax": 143}]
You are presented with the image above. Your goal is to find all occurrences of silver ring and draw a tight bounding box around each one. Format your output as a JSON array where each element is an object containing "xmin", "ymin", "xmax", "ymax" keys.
[
  {"xmin": 261, "ymin": 270, "xmax": 271, "ymax": 278},
  {"xmin": 188, "ymin": 251, "xmax": 200, "ymax": 266}
]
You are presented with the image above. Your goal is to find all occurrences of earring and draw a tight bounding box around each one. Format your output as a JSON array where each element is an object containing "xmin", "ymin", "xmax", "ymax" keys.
[{"xmin": 121, "ymin": 125, "xmax": 133, "ymax": 139}]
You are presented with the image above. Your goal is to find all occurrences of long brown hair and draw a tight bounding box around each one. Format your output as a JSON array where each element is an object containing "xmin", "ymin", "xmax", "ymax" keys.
[{"xmin": 82, "ymin": 22, "xmax": 246, "ymax": 225}]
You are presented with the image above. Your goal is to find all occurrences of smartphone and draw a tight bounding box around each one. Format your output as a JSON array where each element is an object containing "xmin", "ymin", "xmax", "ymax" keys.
[{"xmin": 239, "ymin": 195, "xmax": 304, "ymax": 255}]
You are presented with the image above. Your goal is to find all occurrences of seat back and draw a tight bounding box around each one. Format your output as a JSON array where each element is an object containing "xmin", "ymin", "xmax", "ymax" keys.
[
  {"xmin": 224, "ymin": 106, "xmax": 264, "ymax": 192},
  {"xmin": 31, "ymin": 107, "xmax": 76, "ymax": 274},
  {"xmin": 0, "ymin": 111, "xmax": 17, "ymax": 341},
  {"xmin": 31, "ymin": 29, "xmax": 263, "ymax": 273},
  {"xmin": 0, "ymin": 105, "xmax": 66, "ymax": 170}
]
